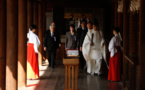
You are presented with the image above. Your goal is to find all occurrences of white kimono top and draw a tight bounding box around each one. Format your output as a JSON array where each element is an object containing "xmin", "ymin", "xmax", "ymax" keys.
[
  {"xmin": 108, "ymin": 34, "xmax": 122, "ymax": 57},
  {"xmin": 82, "ymin": 29, "xmax": 106, "ymax": 61},
  {"xmin": 27, "ymin": 30, "xmax": 40, "ymax": 53}
]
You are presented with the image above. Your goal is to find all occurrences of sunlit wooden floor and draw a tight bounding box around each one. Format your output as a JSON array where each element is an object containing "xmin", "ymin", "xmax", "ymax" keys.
[{"xmin": 19, "ymin": 62, "xmax": 125, "ymax": 90}]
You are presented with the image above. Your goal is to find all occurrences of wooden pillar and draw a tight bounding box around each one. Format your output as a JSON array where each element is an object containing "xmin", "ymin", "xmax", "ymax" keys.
[
  {"xmin": 123, "ymin": 0, "xmax": 130, "ymax": 86},
  {"xmin": 33, "ymin": 0, "xmax": 38, "ymax": 34},
  {"xmin": 38, "ymin": 1, "xmax": 43, "ymax": 65},
  {"xmin": 114, "ymin": 1, "xmax": 118, "ymax": 27},
  {"xmin": 129, "ymin": 12, "xmax": 139, "ymax": 90},
  {"xmin": 75, "ymin": 65, "xmax": 78, "ymax": 90},
  {"xmin": 18, "ymin": 0, "xmax": 27, "ymax": 87},
  {"xmin": 6, "ymin": 0, "xmax": 18, "ymax": 90},
  {"xmin": 139, "ymin": 0, "xmax": 145, "ymax": 89},
  {"xmin": 0, "ymin": 0, "xmax": 6, "ymax": 90},
  {"xmin": 118, "ymin": 12, "xmax": 123, "ymax": 36},
  {"xmin": 68, "ymin": 66, "xmax": 71, "ymax": 89},
  {"xmin": 65, "ymin": 65, "xmax": 68, "ymax": 90},
  {"xmin": 27, "ymin": 0, "xmax": 33, "ymax": 30},
  {"xmin": 53, "ymin": 8, "xmax": 65, "ymax": 34},
  {"xmin": 42, "ymin": 1, "xmax": 46, "ymax": 61},
  {"xmin": 72, "ymin": 66, "xmax": 74, "ymax": 90},
  {"xmin": 129, "ymin": 13, "xmax": 139, "ymax": 57}
]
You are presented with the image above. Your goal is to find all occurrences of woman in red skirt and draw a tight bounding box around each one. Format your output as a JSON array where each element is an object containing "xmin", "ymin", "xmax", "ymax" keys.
[
  {"xmin": 108, "ymin": 27, "xmax": 122, "ymax": 81},
  {"xmin": 27, "ymin": 25, "xmax": 40, "ymax": 79}
]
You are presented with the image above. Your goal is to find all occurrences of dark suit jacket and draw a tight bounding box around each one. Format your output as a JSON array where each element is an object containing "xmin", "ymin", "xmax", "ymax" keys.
[
  {"xmin": 77, "ymin": 28, "xmax": 88, "ymax": 48},
  {"xmin": 65, "ymin": 31, "xmax": 78, "ymax": 49},
  {"xmin": 44, "ymin": 30, "xmax": 61, "ymax": 51}
]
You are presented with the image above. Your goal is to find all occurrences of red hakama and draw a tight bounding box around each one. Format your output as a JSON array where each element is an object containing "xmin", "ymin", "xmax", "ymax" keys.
[
  {"xmin": 108, "ymin": 46, "xmax": 121, "ymax": 81},
  {"xmin": 27, "ymin": 43, "xmax": 39, "ymax": 79}
]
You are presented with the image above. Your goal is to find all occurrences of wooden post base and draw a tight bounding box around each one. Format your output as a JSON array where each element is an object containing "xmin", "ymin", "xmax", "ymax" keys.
[{"xmin": 63, "ymin": 58, "xmax": 79, "ymax": 90}]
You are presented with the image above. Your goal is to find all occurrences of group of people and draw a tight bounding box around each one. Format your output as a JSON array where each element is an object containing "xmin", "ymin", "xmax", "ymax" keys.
[
  {"xmin": 64, "ymin": 19, "xmax": 122, "ymax": 81},
  {"xmin": 66, "ymin": 20, "xmax": 106, "ymax": 75},
  {"xmin": 65, "ymin": 20, "xmax": 122, "ymax": 81},
  {"xmin": 27, "ymin": 19, "xmax": 122, "ymax": 82}
]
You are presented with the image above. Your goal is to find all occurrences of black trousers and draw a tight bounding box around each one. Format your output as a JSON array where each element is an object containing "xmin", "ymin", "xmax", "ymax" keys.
[
  {"xmin": 79, "ymin": 51, "xmax": 86, "ymax": 69},
  {"xmin": 47, "ymin": 50, "xmax": 56, "ymax": 68}
]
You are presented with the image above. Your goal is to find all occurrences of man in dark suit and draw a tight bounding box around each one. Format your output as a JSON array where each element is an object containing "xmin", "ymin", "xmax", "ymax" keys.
[
  {"xmin": 44, "ymin": 25, "xmax": 61, "ymax": 68},
  {"xmin": 77, "ymin": 20, "xmax": 88, "ymax": 69}
]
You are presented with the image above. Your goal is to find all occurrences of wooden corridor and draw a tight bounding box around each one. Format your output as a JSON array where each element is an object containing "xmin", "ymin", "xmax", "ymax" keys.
[
  {"xmin": 19, "ymin": 62, "xmax": 125, "ymax": 90},
  {"xmin": 1, "ymin": 0, "xmax": 145, "ymax": 90}
]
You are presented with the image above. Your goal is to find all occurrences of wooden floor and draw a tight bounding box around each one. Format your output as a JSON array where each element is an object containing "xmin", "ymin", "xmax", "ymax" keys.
[{"xmin": 19, "ymin": 62, "xmax": 125, "ymax": 90}]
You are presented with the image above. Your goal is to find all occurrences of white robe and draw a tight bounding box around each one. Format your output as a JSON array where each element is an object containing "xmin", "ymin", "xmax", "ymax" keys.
[
  {"xmin": 27, "ymin": 30, "xmax": 40, "ymax": 53},
  {"xmin": 82, "ymin": 29, "xmax": 106, "ymax": 74},
  {"xmin": 108, "ymin": 33, "xmax": 122, "ymax": 57}
]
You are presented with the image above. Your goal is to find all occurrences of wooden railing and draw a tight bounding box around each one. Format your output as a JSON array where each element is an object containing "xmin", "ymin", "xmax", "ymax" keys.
[
  {"xmin": 125, "ymin": 55, "xmax": 134, "ymax": 65},
  {"xmin": 63, "ymin": 57, "xmax": 79, "ymax": 90}
]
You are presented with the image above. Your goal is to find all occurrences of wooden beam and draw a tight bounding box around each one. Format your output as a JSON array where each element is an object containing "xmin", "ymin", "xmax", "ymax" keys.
[
  {"xmin": 6, "ymin": 0, "xmax": 18, "ymax": 89},
  {"xmin": 114, "ymin": 1, "xmax": 118, "ymax": 27},
  {"xmin": 118, "ymin": 12, "xmax": 123, "ymax": 36},
  {"xmin": 27, "ymin": 0, "xmax": 33, "ymax": 31},
  {"xmin": 18, "ymin": 0, "xmax": 27, "ymax": 87},
  {"xmin": 122, "ymin": 0, "xmax": 130, "ymax": 87},
  {"xmin": 33, "ymin": 1, "xmax": 38, "ymax": 35},
  {"xmin": 0, "ymin": 0, "xmax": 6, "ymax": 89},
  {"xmin": 38, "ymin": 1, "xmax": 43, "ymax": 65},
  {"xmin": 139, "ymin": 0, "xmax": 145, "ymax": 89}
]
